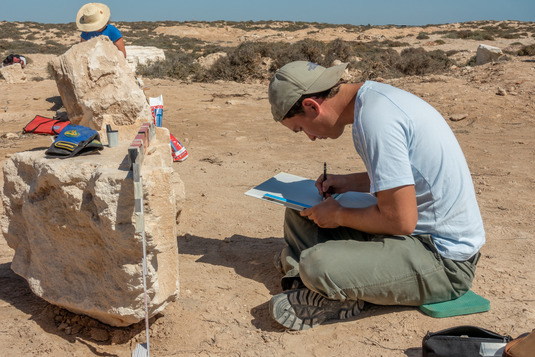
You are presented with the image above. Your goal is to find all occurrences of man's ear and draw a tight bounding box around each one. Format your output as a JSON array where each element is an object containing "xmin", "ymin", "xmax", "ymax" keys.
[{"xmin": 302, "ymin": 97, "xmax": 321, "ymax": 116}]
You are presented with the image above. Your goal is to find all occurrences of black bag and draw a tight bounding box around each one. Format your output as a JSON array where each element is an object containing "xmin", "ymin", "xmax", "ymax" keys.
[
  {"xmin": 2, "ymin": 54, "xmax": 26, "ymax": 68},
  {"xmin": 422, "ymin": 325, "xmax": 512, "ymax": 357}
]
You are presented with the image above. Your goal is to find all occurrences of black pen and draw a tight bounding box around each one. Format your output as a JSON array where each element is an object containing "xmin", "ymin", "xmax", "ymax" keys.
[{"xmin": 323, "ymin": 162, "xmax": 327, "ymax": 200}]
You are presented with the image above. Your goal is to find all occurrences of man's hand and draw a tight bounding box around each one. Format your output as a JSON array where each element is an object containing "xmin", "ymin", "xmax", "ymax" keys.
[
  {"xmin": 302, "ymin": 184, "xmax": 418, "ymax": 235},
  {"xmin": 300, "ymin": 197, "xmax": 342, "ymax": 228},
  {"xmin": 315, "ymin": 172, "xmax": 371, "ymax": 197}
]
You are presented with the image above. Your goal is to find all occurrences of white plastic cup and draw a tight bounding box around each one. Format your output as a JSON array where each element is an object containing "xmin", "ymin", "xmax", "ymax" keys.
[{"xmin": 107, "ymin": 130, "xmax": 119, "ymax": 147}]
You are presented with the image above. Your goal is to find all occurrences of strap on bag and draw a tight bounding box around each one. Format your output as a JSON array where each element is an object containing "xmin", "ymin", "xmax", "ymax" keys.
[{"xmin": 422, "ymin": 325, "xmax": 512, "ymax": 357}]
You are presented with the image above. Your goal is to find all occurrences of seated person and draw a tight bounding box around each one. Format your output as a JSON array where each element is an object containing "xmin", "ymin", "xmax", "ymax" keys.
[
  {"xmin": 267, "ymin": 61, "xmax": 485, "ymax": 330},
  {"xmin": 76, "ymin": 2, "xmax": 126, "ymax": 58}
]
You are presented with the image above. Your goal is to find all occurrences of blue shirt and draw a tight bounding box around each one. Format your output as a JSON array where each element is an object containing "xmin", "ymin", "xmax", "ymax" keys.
[
  {"xmin": 81, "ymin": 24, "xmax": 122, "ymax": 43},
  {"xmin": 352, "ymin": 81, "xmax": 485, "ymax": 260}
]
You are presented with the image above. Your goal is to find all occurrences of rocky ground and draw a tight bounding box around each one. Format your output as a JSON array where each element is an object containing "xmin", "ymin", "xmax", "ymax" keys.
[{"xmin": 1, "ymin": 20, "xmax": 534, "ymax": 356}]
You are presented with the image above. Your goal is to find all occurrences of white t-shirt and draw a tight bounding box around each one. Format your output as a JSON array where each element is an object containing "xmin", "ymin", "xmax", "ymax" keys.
[{"xmin": 352, "ymin": 81, "xmax": 485, "ymax": 260}]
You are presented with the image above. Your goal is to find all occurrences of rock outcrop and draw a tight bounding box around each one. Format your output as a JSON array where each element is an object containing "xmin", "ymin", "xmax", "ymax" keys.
[
  {"xmin": 50, "ymin": 37, "xmax": 152, "ymax": 130},
  {"xmin": 125, "ymin": 45, "xmax": 166, "ymax": 72},
  {"xmin": 0, "ymin": 63, "xmax": 27, "ymax": 83},
  {"xmin": 476, "ymin": 44, "xmax": 504, "ymax": 65},
  {"xmin": 195, "ymin": 52, "xmax": 227, "ymax": 69},
  {"xmin": 1, "ymin": 126, "xmax": 184, "ymax": 326}
]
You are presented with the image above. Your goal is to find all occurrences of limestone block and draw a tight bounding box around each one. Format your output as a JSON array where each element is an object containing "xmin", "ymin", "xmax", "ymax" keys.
[
  {"xmin": 476, "ymin": 44, "xmax": 503, "ymax": 65},
  {"xmin": 125, "ymin": 45, "xmax": 166, "ymax": 72},
  {"xmin": 50, "ymin": 37, "xmax": 152, "ymax": 131},
  {"xmin": 195, "ymin": 52, "xmax": 227, "ymax": 69},
  {"xmin": 0, "ymin": 63, "xmax": 27, "ymax": 83},
  {"xmin": 1, "ymin": 127, "xmax": 184, "ymax": 326}
]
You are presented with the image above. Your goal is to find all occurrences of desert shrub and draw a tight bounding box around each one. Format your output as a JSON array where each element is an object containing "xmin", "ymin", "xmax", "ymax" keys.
[
  {"xmin": 196, "ymin": 39, "xmax": 365, "ymax": 82},
  {"xmin": 518, "ymin": 44, "xmax": 535, "ymax": 56},
  {"xmin": 466, "ymin": 55, "xmax": 477, "ymax": 66},
  {"xmin": 136, "ymin": 50, "xmax": 200, "ymax": 80},
  {"xmin": 355, "ymin": 48, "xmax": 402, "ymax": 79},
  {"xmin": 195, "ymin": 39, "xmax": 457, "ymax": 82},
  {"xmin": 0, "ymin": 23, "xmax": 24, "ymax": 40},
  {"xmin": 417, "ymin": 32, "xmax": 430, "ymax": 40},
  {"xmin": 395, "ymin": 48, "xmax": 452, "ymax": 76},
  {"xmin": 434, "ymin": 39, "xmax": 446, "ymax": 45},
  {"xmin": 446, "ymin": 49, "xmax": 462, "ymax": 56},
  {"xmin": 0, "ymin": 39, "xmax": 68, "ymax": 55},
  {"xmin": 324, "ymin": 39, "xmax": 357, "ymax": 65},
  {"xmin": 264, "ymin": 40, "xmax": 328, "ymax": 69},
  {"xmin": 199, "ymin": 41, "xmax": 278, "ymax": 81},
  {"xmin": 118, "ymin": 21, "xmax": 160, "ymax": 32},
  {"xmin": 110, "ymin": 21, "xmax": 474, "ymax": 82},
  {"xmin": 441, "ymin": 29, "xmax": 494, "ymax": 41},
  {"xmin": 382, "ymin": 40, "xmax": 410, "ymax": 47}
]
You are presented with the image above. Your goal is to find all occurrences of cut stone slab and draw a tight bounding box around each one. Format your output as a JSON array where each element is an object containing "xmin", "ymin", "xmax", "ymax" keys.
[
  {"xmin": 50, "ymin": 37, "xmax": 152, "ymax": 131},
  {"xmin": 125, "ymin": 45, "xmax": 166, "ymax": 72},
  {"xmin": 1, "ymin": 126, "xmax": 184, "ymax": 326},
  {"xmin": 476, "ymin": 44, "xmax": 503, "ymax": 66}
]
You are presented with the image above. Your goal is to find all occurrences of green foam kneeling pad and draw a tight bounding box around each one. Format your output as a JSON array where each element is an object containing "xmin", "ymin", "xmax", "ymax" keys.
[{"xmin": 419, "ymin": 290, "xmax": 490, "ymax": 318}]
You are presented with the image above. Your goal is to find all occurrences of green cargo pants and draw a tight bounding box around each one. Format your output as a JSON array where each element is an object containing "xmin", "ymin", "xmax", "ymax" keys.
[{"xmin": 280, "ymin": 208, "xmax": 479, "ymax": 306}]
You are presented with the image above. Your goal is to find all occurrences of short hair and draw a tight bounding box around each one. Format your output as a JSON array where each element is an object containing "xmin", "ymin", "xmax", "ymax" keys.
[{"xmin": 283, "ymin": 79, "xmax": 345, "ymax": 120}]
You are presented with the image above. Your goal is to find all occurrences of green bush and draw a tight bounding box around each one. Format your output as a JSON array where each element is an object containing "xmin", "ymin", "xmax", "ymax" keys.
[
  {"xmin": 417, "ymin": 32, "xmax": 430, "ymax": 40},
  {"xmin": 396, "ymin": 48, "xmax": 452, "ymax": 76},
  {"xmin": 164, "ymin": 38, "xmax": 458, "ymax": 82},
  {"xmin": 136, "ymin": 50, "xmax": 201, "ymax": 80},
  {"xmin": 518, "ymin": 44, "xmax": 535, "ymax": 56},
  {"xmin": 0, "ymin": 39, "xmax": 68, "ymax": 55}
]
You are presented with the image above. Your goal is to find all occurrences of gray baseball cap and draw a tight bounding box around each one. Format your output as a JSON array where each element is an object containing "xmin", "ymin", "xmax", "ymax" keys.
[{"xmin": 268, "ymin": 61, "xmax": 348, "ymax": 122}]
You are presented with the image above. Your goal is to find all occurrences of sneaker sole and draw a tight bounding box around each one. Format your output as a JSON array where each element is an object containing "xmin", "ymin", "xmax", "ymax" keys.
[{"xmin": 269, "ymin": 288, "xmax": 363, "ymax": 331}]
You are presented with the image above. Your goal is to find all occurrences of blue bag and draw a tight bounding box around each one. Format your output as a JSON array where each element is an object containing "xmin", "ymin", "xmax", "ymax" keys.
[{"xmin": 45, "ymin": 125, "xmax": 103, "ymax": 157}]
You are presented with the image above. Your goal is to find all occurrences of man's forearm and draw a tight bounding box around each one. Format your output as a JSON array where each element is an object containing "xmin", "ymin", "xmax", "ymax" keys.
[{"xmin": 336, "ymin": 185, "xmax": 418, "ymax": 235}]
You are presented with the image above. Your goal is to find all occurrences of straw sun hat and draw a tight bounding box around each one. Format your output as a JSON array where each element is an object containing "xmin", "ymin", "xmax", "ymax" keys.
[{"xmin": 76, "ymin": 3, "xmax": 111, "ymax": 32}]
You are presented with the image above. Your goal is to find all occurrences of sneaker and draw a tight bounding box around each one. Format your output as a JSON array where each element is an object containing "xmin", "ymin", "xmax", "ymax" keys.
[{"xmin": 269, "ymin": 288, "xmax": 364, "ymax": 330}]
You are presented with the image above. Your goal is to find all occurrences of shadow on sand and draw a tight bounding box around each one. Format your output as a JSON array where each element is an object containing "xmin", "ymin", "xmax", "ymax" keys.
[{"xmin": 177, "ymin": 233, "xmax": 422, "ymax": 343}]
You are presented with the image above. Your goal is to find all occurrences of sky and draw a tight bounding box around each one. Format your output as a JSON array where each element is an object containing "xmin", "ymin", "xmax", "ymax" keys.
[{"xmin": 1, "ymin": 0, "xmax": 534, "ymax": 26}]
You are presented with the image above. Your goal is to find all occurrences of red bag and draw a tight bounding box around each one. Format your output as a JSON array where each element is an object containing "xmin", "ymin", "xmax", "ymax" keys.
[{"xmin": 23, "ymin": 115, "xmax": 70, "ymax": 135}]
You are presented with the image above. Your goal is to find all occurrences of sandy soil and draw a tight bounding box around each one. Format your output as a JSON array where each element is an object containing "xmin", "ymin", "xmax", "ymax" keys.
[{"xmin": 1, "ymin": 21, "xmax": 535, "ymax": 356}]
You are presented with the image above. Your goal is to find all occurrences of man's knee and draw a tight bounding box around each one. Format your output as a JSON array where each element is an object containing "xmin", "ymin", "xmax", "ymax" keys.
[{"xmin": 299, "ymin": 245, "xmax": 335, "ymax": 286}]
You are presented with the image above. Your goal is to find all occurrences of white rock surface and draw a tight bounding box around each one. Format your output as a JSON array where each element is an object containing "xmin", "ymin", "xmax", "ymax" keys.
[
  {"xmin": 1, "ymin": 126, "xmax": 184, "ymax": 326},
  {"xmin": 125, "ymin": 45, "xmax": 166, "ymax": 72},
  {"xmin": 195, "ymin": 52, "xmax": 227, "ymax": 69},
  {"xmin": 0, "ymin": 63, "xmax": 27, "ymax": 83},
  {"xmin": 50, "ymin": 37, "xmax": 152, "ymax": 130},
  {"xmin": 476, "ymin": 44, "xmax": 503, "ymax": 65}
]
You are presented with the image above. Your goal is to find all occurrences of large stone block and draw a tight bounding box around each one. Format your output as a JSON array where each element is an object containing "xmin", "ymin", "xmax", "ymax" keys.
[
  {"xmin": 50, "ymin": 37, "xmax": 152, "ymax": 130},
  {"xmin": 1, "ymin": 126, "xmax": 184, "ymax": 326},
  {"xmin": 0, "ymin": 63, "xmax": 27, "ymax": 83},
  {"xmin": 476, "ymin": 44, "xmax": 503, "ymax": 66},
  {"xmin": 125, "ymin": 45, "xmax": 166, "ymax": 72}
]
